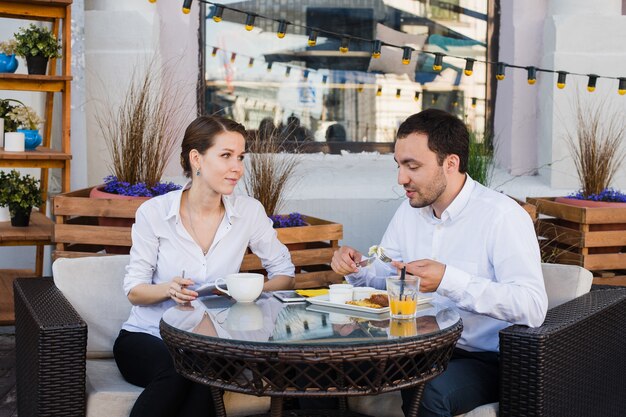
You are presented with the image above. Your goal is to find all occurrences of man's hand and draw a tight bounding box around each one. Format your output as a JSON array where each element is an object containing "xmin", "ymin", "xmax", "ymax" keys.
[
  {"xmin": 391, "ymin": 259, "xmax": 446, "ymax": 292},
  {"xmin": 331, "ymin": 246, "xmax": 362, "ymax": 276}
]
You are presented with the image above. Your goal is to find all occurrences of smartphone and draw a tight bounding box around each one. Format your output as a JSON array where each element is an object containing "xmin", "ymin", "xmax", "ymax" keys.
[{"xmin": 273, "ymin": 290, "xmax": 307, "ymax": 303}]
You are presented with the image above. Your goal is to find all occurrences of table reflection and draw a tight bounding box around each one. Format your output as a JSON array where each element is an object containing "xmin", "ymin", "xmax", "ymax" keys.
[{"xmin": 161, "ymin": 293, "xmax": 460, "ymax": 345}]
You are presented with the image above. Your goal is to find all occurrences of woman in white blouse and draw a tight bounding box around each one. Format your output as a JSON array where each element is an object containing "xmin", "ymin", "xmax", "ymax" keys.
[{"xmin": 114, "ymin": 115, "xmax": 295, "ymax": 417}]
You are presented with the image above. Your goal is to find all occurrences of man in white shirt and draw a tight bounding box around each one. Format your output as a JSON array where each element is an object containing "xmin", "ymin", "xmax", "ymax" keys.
[{"xmin": 331, "ymin": 109, "xmax": 548, "ymax": 417}]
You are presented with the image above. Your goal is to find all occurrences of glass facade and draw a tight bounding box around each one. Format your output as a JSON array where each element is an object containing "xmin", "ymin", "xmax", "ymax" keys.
[{"xmin": 203, "ymin": 0, "xmax": 489, "ymax": 151}]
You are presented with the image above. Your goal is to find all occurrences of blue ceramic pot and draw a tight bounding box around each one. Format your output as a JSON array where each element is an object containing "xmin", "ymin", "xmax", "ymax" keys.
[
  {"xmin": 0, "ymin": 53, "xmax": 18, "ymax": 73},
  {"xmin": 17, "ymin": 129, "xmax": 42, "ymax": 149}
]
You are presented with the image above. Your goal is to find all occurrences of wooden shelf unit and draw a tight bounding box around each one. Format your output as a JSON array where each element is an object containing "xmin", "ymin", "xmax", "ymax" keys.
[{"xmin": 0, "ymin": 0, "xmax": 72, "ymax": 286}]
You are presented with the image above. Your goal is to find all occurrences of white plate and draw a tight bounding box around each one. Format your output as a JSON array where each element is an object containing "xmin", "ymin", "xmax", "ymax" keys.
[{"xmin": 307, "ymin": 293, "xmax": 434, "ymax": 315}]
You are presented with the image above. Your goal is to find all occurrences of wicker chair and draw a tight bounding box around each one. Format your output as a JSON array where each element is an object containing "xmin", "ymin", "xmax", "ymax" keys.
[{"xmin": 14, "ymin": 278, "xmax": 626, "ymax": 417}]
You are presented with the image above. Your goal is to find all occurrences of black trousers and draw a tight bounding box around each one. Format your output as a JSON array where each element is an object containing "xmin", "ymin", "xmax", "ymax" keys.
[{"xmin": 113, "ymin": 329, "xmax": 216, "ymax": 417}]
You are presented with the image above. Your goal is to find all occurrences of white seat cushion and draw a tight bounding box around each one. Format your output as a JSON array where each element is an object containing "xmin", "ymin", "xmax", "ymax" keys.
[
  {"xmin": 541, "ymin": 263, "xmax": 593, "ymax": 309},
  {"xmin": 349, "ymin": 392, "xmax": 497, "ymax": 417},
  {"xmin": 85, "ymin": 359, "xmax": 270, "ymax": 417},
  {"xmin": 53, "ymin": 255, "xmax": 132, "ymax": 358}
]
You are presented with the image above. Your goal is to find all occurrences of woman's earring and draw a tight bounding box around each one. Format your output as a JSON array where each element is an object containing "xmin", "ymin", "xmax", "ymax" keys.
[{"xmin": 196, "ymin": 168, "xmax": 200, "ymax": 176}]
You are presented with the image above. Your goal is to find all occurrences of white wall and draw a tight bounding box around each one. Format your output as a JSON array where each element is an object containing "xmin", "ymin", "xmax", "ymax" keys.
[{"xmin": 495, "ymin": 0, "xmax": 626, "ymax": 190}]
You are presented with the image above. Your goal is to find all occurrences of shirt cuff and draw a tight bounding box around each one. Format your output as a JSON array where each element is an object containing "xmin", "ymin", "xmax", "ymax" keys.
[{"xmin": 437, "ymin": 264, "xmax": 472, "ymax": 301}]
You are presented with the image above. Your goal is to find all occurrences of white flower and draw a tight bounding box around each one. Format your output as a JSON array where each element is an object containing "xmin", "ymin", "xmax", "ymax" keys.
[{"xmin": 7, "ymin": 105, "xmax": 43, "ymax": 130}]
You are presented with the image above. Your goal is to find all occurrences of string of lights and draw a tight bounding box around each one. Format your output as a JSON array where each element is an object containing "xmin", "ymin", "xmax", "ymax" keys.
[{"xmin": 157, "ymin": 0, "xmax": 626, "ymax": 95}]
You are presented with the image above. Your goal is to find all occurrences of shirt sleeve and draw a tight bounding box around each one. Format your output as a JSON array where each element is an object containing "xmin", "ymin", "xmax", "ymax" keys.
[
  {"xmin": 123, "ymin": 203, "xmax": 159, "ymax": 295},
  {"xmin": 437, "ymin": 206, "xmax": 548, "ymax": 327},
  {"xmin": 247, "ymin": 202, "xmax": 295, "ymax": 280}
]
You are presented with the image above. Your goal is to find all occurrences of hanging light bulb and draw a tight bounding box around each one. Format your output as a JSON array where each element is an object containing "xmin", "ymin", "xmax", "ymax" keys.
[
  {"xmin": 322, "ymin": 75, "xmax": 328, "ymax": 85},
  {"xmin": 277, "ymin": 20, "xmax": 288, "ymax": 39},
  {"xmin": 148, "ymin": 0, "xmax": 156, "ymax": 3},
  {"xmin": 266, "ymin": 62, "xmax": 273, "ymax": 72},
  {"xmin": 230, "ymin": 52, "xmax": 236, "ymax": 63},
  {"xmin": 396, "ymin": 89, "xmax": 401, "ymax": 98},
  {"xmin": 339, "ymin": 37, "xmax": 350, "ymax": 53},
  {"xmin": 433, "ymin": 53, "xmax": 443, "ymax": 71},
  {"xmin": 527, "ymin": 66, "xmax": 537, "ymax": 85},
  {"xmin": 357, "ymin": 83, "xmax": 364, "ymax": 93},
  {"xmin": 401, "ymin": 47, "xmax": 412, "ymax": 65},
  {"xmin": 371, "ymin": 40, "xmax": 382, "ymax": 59},
  {"xmin": 245, "ymin": 13, "xmax": 256, "ymax": 31},
  {"xmin": 618, "ymin": 78, "xmax": 626, "ymax": 95},
  {"xmin": 308, "ymin": 30, "xmax": 318, "ymax": 47},
  {"xmin": 556, "ymin": 71, "xmax": 567, "ymax": 89},
  {"xmin": 496, "ymin": 62, "xmax": 506, "ymax": 80},
  {"xmin": 182, "ymin": 0, "xmax": 193, "ymax": 14},
  {"xmin": 212, "ymin": 4, "xmax": 224, "ymax": 22},
  {"xmin": 248, "ymin": 58, "xmax": 254, "ymax": 68},
  {"xmin": 376, "ymin": 86, "xmax": 382, "ymax": 96},
  {"xmin": 464, "ymin": 58, "xmax": 475, "ymax": 76},
  {"xmin": 285, "ymin": 66, "xmax": 291, "ymax": 77},
  {"xmin": 587, "ymin": 74, "xmax": 598, "ymax": 92},
  {"xmin": 471, "ymin": 97, "xmax": 477, "ymax": 108},
  {"xmin": 432, "ymin": 93, "xmax": 439, "ymax": 104},
  {"xmin": 211, "ymin": 47, "xmax": 218, "ymax": 57},
  {"xmin": 303, "ymin": 70, "xmax": 309, "ymax": 80},
  {"xmin": 414, "ymin": 91, "xmax": 420, "ymax": 102}
]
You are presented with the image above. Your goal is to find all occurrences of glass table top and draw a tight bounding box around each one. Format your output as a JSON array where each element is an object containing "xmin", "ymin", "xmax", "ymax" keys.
[{"xmin": 161, "ymin": 293, "xmax": 461, "ymax": 346}]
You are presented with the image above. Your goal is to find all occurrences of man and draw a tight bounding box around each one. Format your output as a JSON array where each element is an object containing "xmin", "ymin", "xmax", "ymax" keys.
[{"xmin": 331, "ymin": 109, "xmax": 548, "ymax": 417}]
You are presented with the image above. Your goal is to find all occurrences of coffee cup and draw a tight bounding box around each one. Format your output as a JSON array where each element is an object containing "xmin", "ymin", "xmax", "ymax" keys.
[{"xmin": 215, "ymin": 273, "xmax": 264, "ymax": 303}]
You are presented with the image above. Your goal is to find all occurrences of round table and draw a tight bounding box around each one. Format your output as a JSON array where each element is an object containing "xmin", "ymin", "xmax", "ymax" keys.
[{"xmin": 160, "ymin": 294, "xmax": 462, "ymax": 417}]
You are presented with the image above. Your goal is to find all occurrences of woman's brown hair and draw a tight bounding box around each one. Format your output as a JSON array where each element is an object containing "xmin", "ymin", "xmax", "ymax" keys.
[{"xmin": 180, "ymin": 115, "xmax": 247, "ymax": 177}]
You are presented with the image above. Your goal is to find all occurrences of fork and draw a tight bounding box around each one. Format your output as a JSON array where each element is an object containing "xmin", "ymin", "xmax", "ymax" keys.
[{"xmin": 356, "ymin": 252, "xmax": 393, "ymax": 267}]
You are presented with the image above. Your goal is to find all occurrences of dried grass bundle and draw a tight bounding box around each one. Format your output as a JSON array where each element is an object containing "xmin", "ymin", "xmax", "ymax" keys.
[
  {"xmin": 566, "ymin": 98, "xmax": 625, "ymax": 197},
  {"xmin": 244, "ymin": 128, "xmax": 301, "ymax": 216},
  {"xmin": 97, "ymin": 61, "xmax": 189, "ymax": 188}
]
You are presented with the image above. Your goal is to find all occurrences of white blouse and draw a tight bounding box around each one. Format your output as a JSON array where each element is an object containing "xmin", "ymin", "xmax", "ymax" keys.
[{"xmin": 122, "ymin": 184, "xmax": 295, "ymax": 338}]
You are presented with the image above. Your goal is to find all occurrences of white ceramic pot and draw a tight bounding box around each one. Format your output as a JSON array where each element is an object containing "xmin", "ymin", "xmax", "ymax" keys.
[
  {"xmin": 0, "ymin": 206, "xmax": 10, "ymax": 222},
  {"xmin": 4, "ymin": 131, "xmax": 25, "ymax": 152}
]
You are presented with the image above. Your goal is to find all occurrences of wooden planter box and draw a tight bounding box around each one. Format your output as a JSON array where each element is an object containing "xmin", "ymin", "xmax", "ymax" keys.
[
  {"xmin": 53, "ymin": 187, "xmax": 343, "ymax": 288},
  {"xmin": 527, "ymin": 197, "xmax": 626, "ymax": 276}
]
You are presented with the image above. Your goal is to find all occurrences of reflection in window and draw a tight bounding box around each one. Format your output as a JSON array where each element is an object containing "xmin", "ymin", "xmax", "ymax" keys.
[{"xmin": 203, "ymin": 1, "xmax": 488, "ymax": 152}]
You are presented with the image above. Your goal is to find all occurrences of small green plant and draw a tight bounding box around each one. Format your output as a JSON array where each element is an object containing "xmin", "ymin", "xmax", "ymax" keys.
[
  {"xmin": 0, "ymin": 170, "xmax": 43, "ymax": 216},
  {"xmin": 0, "ymin": 39, "xmax": 17, "ymax": 55},
  {"xmin": 467, "ymin": 128, "xmax": 494, "ymax": 186},
  {"xmin": 14, "ymin": 24, "xmax": 61, "ymax": 59},
  {"xmin": 0, "ymin": 98, "xmax": 25, "ymax": 132}
]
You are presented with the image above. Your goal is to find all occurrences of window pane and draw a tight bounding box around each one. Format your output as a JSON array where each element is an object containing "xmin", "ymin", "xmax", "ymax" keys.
[{"xmin": 203, "ymin": 1, "xmax": 488, "ymax": 152}]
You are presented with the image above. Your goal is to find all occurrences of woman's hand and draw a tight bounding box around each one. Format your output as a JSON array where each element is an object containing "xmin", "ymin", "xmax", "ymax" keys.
[{"xmin": 168, "ymin": 275, "xmax": 198, "ymax": 304}]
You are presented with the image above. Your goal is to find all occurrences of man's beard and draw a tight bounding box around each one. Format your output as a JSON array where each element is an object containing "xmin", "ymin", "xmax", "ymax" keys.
[{"xmin": 407, "ymin": 169, "xmax": 447, "ymax": 208}]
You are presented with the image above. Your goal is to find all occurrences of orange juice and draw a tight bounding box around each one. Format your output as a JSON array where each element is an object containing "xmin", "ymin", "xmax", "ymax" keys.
[
  {"xmin": 390, "ymin": 319, "xmax": 418, "ymax": 337},
  {"xmin": 389, "ymin": 297, "xmax": 417, "ymax": 317}
]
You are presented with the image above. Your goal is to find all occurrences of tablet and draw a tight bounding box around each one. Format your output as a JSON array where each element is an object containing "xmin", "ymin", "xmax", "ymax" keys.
[{"xmin": 273, "ymin": 290, "xmax": 307, "ymax": 303}]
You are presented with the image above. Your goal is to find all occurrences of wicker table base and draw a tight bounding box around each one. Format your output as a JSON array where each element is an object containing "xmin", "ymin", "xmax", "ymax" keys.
[{"xmin": 161, "ymin": 317, "xmax": 462, "ymax": 417}]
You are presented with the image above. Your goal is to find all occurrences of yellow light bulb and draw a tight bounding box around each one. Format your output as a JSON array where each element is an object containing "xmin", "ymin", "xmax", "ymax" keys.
[
  {"xmin": 557, "ymin": 83, "xmax": 565, "ymax": 89},
  {"xmin": 213, "ymin": 16, "xmax": 222, "ymax": 22},
  {"xmin": 376, "ymin": 87, "xmax": 382, "ymax": 96},
  {"xmin": 402, "ymin": 58, "xmax": 410, "ymax": 65},
  {"xmin": 277, "ymin": 32, "xmax": 286, "ymax": 39},
  {"xmin": 308, "ymin": 39, "xmax": 316, "ymax": 46},
  {"xmin": 619, "ymin": 89, "xmax": 626, "ymax": 96},
  {"xmin": 527, "ymin": 79, "xmax": 536, "ymax": 85},
  {"xmin": 464, "ymin": 69, "xmax": 473, "ymax": 76},
  {"xmin": 587, "ymin": 86, "xmax": 596, "ymax": 92},
  {"xmin": 496, "ymin": 74, "xmax": 505, "ymax": 81},
  {"xmin": 372, "ymin": 52, "xmax": 381, "ymax": 59},
  {"xmin": 433, "ymin": 64, "xmax": 442, "ymax": 71},
  {"xmin": 148, "ymin": 0, "xmax": 156, "ymax": 3},
  {"xmin": 339, "ymin": 46, "xmax": 348, "ymax": 53},
  {"xmin": 245, "ymin": 25, "xmax": 253, "ymax": 31},
  {"xmin": 182, "ymin": 7, "xmax": 191, "ymax": 14}
]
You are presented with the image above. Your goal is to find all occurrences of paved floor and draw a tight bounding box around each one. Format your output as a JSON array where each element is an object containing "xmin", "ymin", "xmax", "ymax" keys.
[{"xmin": 0, "ymin": 326, "xmax": 16, "ymax": 417}]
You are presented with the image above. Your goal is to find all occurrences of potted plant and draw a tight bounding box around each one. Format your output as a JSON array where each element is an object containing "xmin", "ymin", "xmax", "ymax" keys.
[
  {"xmin": 14, "ymin": 23, "xmax": 61, "ymax": 75},
  {"xmin": 0, "ymin": 39, "xmax": 19, "ymax": 73},
  {"xmin": 0, "ymin": 169, "xmax": 43, "ymax": 227},
  {"xmin": 6, "ymin": 103, "xmax": 44, "ymax": 149},
  {"xmin": 528, "ymin": 98, "xmax": 626, "ymax": 273}
]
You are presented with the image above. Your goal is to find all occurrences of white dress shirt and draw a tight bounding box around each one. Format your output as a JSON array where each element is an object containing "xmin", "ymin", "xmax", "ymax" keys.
[
  {"xmin": 347, "ymin": 175, "xmax": 548, "ymax": 352},
  {"xmin": 122, "ymin": 184, "xmax": 295, "ymax": 338}
]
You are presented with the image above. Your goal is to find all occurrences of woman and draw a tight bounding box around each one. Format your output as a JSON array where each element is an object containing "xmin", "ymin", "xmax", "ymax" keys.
[{"xmin": 114, "ymin": 115, "xmax": 296, "ymax": 417}]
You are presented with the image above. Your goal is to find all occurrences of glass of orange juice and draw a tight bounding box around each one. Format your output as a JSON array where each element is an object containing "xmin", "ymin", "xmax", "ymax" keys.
[{"xmin": 386, "ymin": 275, "xmax": 420, "ymax": 319}]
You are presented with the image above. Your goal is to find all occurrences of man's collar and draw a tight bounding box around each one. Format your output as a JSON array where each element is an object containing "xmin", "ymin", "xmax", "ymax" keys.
[{"xmin": 419, "ymin": 174, "xmax": 475, "ymax": 222}]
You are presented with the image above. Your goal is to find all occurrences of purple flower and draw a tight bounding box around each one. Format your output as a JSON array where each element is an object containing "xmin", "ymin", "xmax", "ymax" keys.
[
  {"xmin": 270, "ymin": 212, "xmax": 307, "ymax": 228},
  {"xmin": 567, "ymin": 188, "xmax": 626, "ymax": 203},
  {"xmin": 103, "ymin": 175, "xmax": 181, "ymax": 197}
]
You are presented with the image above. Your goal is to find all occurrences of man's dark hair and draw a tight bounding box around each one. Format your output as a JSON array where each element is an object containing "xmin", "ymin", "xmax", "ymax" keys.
[{"xmin": 396, "ymin": 109, "xmax": 469, "ymax": 173}]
